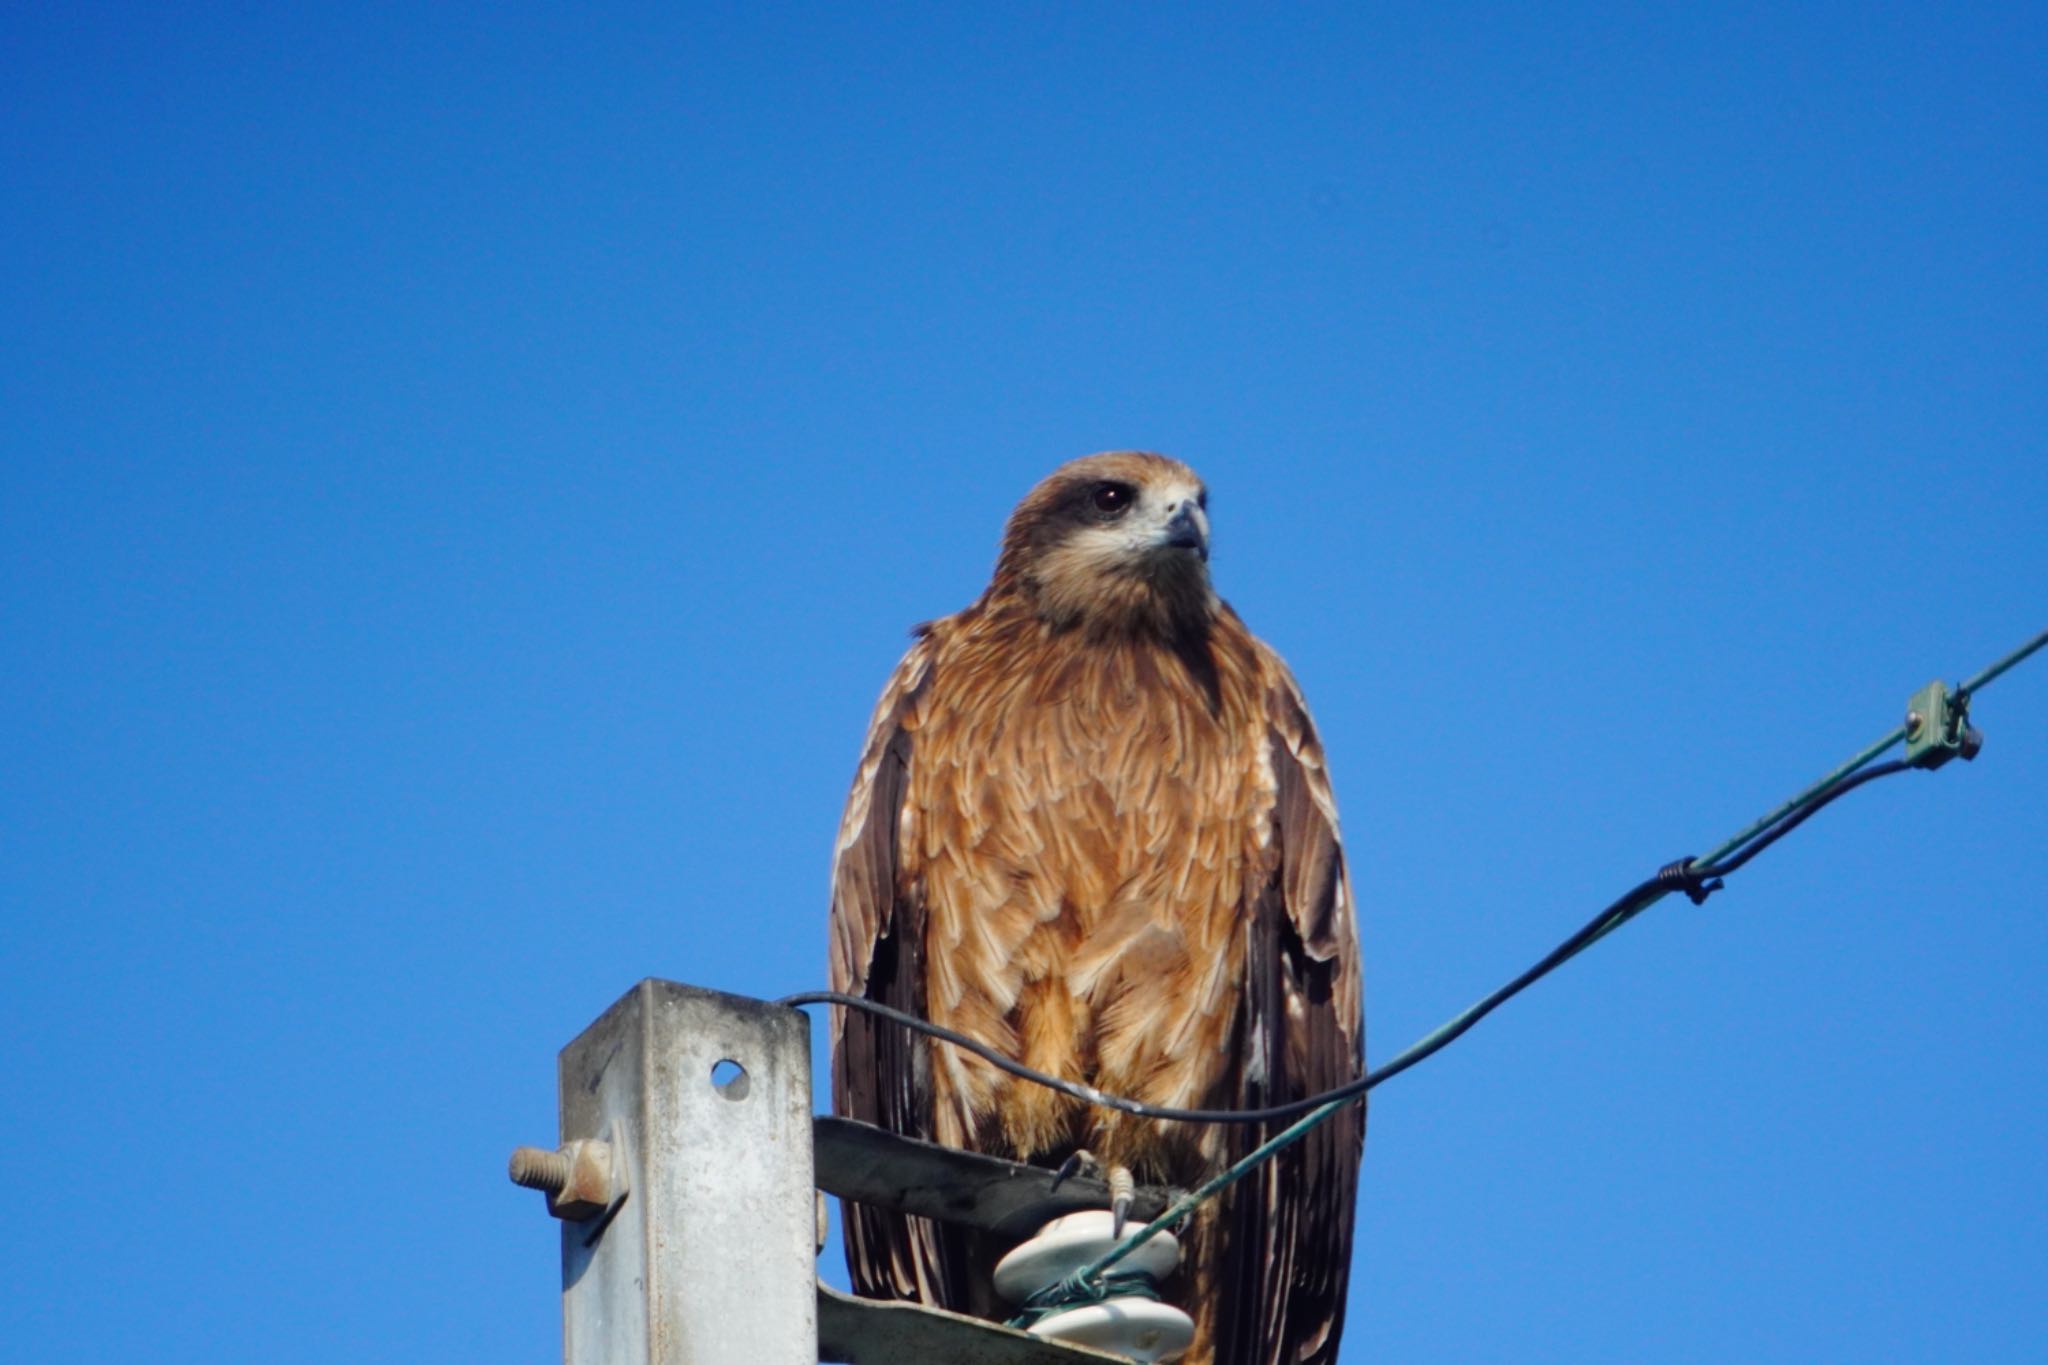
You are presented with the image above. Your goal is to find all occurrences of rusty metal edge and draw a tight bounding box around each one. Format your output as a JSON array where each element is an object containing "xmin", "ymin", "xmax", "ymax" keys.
[
  {"xmin": 817, "ymin": 1283, "xmax": 1126, "ymax": 1365},
  {"xmin": 813, "ymin": 1116, "xmax": 1174, "ymax": 1237}
]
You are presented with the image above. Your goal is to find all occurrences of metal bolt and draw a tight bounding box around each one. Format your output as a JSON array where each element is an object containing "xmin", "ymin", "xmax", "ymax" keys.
[
  {"xmin": 510, "ymin": 1146, "xmax": 571, "ymax": 1194},
  {"xmin": 1904, "ymin": 710, "xmax": 1924, "ymax": 739},
  {"xmin": 507, "ymin": 1139, "xmax": 618, "ymax": 1221}
]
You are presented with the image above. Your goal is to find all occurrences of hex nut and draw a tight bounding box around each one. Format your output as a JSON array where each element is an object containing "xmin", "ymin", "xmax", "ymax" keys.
[{"xmin": 508, "ymin": 1139, "xmax": 615, "ymax": 1221}]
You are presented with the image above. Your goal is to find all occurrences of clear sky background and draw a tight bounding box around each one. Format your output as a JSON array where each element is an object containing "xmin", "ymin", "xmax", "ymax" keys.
[{"xmin": 5, "ymin": 5, "xmax": 2044, "ymax": 1362}]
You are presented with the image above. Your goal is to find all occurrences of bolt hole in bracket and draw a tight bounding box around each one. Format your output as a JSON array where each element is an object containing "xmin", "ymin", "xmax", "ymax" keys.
[{"xmin": 711, "ymin": 1057, "xmax": 750, "ymax": 1100}]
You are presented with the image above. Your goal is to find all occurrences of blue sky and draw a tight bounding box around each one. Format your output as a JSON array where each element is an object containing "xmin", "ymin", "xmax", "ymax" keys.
[{"xmin": 4, "ymin": 4, "xmax": 2044, "ymax": 1361}]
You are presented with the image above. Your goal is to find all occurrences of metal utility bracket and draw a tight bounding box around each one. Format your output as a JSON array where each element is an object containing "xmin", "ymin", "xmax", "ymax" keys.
[
  {"xmin": 813, "ymin": 1116, "xmax": 1174, "ymax": 1237},
  {"xmin": 552, "ymin": 980, "xmax": 820, "ymax": 1365},
  {"xmin": 516, "ymin": 980, "xmax": 1147, "ymax": 1365},
  {"xmin": 1903, "ymin": 680, "xmax": 1984, "ymax": 769},
  {"xmin": 818, "ymin": 1283, "xmax": 1123, "ymax": 1364}
]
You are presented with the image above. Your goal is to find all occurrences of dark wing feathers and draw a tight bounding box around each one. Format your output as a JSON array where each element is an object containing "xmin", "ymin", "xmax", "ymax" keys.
[
  {"xmin": 1210, "ymin": 671, "xmax": 1364, "ymax": 1365},
  {"xmin": 828, "ymin": 640, "xmax": 970, "ymax": 1305},
  {"xmin": 1267, "ymin": 674, "xmax": 1352, "ymax": 963}
]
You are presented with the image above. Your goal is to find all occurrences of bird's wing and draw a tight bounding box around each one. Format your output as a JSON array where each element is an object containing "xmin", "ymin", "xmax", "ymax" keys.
[
  {"xmin": 827, "ymin": 634, "xmax": 972, "ymax": 1306},
  {"xmin": 1212, "ymin": 650, "xmax": 1366, "ymax": 1365}
]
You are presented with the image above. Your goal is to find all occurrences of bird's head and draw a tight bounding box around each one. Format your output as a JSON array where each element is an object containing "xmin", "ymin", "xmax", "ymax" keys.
[{"xmin": 993, "ymin": 451, "xmax": 1217, "ymax": 638}]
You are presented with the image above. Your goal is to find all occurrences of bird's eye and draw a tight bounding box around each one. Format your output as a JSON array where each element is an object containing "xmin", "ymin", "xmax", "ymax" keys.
[{"xmin": 1091, "ymin": 483, "xmax": 1134, "ymax": 516}]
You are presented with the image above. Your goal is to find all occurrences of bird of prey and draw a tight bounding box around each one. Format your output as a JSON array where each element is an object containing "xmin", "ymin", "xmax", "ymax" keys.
[{"xmin": 829, "ymin": 452, "xmax": 1364, "ymax": 1365}]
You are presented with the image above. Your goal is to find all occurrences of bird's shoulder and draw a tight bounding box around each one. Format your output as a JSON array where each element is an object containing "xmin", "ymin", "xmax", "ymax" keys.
[{"xmin": 832, "ymin": 630, "xmax": 936, "ymax": 855}]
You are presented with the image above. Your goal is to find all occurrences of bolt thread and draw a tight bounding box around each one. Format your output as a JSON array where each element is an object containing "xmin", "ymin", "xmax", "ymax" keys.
[{"xmin": 509, "ymin": 1146, "xmax": 571, "ymax": 1193}]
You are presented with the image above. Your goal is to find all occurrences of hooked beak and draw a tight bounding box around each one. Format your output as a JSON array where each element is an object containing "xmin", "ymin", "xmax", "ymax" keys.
[{"xmin": 1161, "ymin": 503, "xmax": 1208, "ymax": 561}]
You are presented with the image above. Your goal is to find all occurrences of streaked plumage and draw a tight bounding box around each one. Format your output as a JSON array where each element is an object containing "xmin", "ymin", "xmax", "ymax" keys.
[{"xmin": 829, "ymin": 452, "xmax": 1364, "ymax": 1364}]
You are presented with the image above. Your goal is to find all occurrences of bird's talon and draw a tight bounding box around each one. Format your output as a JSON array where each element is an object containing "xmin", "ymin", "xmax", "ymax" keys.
[
  {"xmin": 1048, "ymin": 1148, "xmax": 1101, "ymax": 1193},
  {"xmin": 1108, "ymin": 1164, "xmax": 1136, "ymax": 1238}
]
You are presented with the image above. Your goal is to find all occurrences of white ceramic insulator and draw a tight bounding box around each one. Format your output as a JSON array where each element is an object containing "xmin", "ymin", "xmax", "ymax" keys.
[
  {"xmin": 993, "ymin": 1210, "xmax": 1181, "ymax": 1302},
  {"xmin": 993, "ymin": 1210, "xmax": 1196, "ymax": 1364},
  {"xmin": 1023, "ymin": 1299, "xmax": 1195, "ymax": 1363}
]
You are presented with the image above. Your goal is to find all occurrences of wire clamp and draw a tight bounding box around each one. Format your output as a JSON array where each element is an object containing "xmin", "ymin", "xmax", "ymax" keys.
[
  {"xmin": 1903, "ymin": 680, "xmax": 1984, "ymax": 770},
  {"xmin": 1655, "ymin": 856, "xmax": 1722, "ymax": 905}
]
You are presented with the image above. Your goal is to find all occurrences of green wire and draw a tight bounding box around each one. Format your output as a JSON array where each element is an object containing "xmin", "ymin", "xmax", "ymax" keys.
[
  {"xmin": 1961, "ymin": 628, "xmax": 2048, "ymax": 696},
  {"xmin": 1020, "ymin": 626, "xmax": 2048, "ymax": 1319}
]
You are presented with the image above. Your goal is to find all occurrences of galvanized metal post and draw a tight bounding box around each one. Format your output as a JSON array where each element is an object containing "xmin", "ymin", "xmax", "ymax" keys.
[{"xmin": 556, "ymin": 979, "xmax": 818, "ymax": 1365}]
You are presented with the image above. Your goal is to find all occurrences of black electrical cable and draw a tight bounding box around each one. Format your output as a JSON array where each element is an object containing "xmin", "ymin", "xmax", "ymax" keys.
[
  {"xmin": 1695, "ymin": 759, "xmax": 1910, "ymax": 878},
  {"xmin": 778, "ymin": 754, "xmax": 1918, "ymax": 1127}
]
